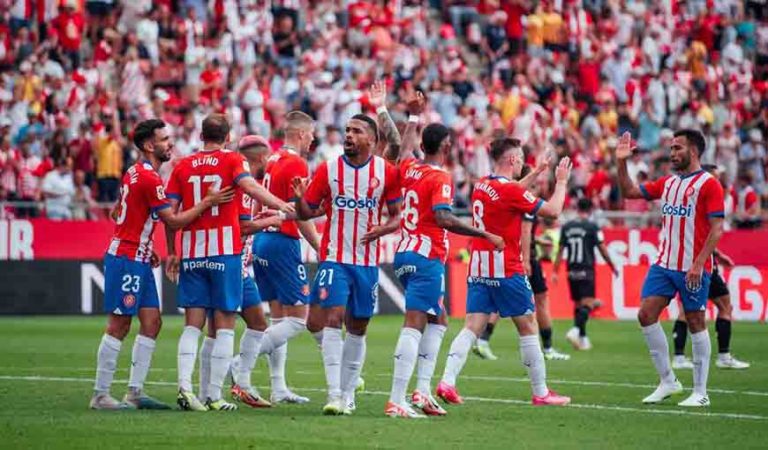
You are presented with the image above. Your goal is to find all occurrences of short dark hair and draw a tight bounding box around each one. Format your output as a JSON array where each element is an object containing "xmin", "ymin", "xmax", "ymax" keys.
[
  {"xmin": 701, "ymin": 163, "xmax": 718, "ymax": 173},
  {"xmin": 421, "ymin": 123, "xmax": 451, "ymax": 155},
  {"xmin": 673, "ymin": 129, "xmax": 706, "ymax": 157},
  {"xmin": 350, "ymin": 114, "xmax": 378, "ymax": 142},
  {"xmin": 489, "ymin": 138, "xmax": 521, "ymax": 162},
  {"xmin": 202, "ymin": 114, "xmax": 231, "ymax": 144},
  {"xmin": 577, "ymin": 197, "xmax": 593, "ymax": 212},
  {"xmin": 133, "ymin": 119, "xmax": 166, "ymax": 150}
]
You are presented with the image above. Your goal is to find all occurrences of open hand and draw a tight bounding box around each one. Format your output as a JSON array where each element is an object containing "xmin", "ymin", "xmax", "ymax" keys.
[
  {"xmin": 406, "ymin": 90, "xmax": 426, "ymax": 115},
  {"xmin": 555, "ymin": 157, "xmax": 572, "ymax": 183},
  {"xmin": 291, "ymin": 177, "xmax": 309, "ymax": 199},
  {"xmin": 368, "ymin": 80, "xmax": 387, "ymax": 109},
  {"xmin": 615, "ymin": 131, "xmax": 633, "ymax": 160},
  {"xmin": 204, "ymin": 186, "xmax": 235, "ymax": 206},
  {"xmin": 165, "ymin": 255, "xmax": 180, "ymax": 283}
]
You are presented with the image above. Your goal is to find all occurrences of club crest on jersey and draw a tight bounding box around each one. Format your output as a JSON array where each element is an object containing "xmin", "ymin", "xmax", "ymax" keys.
[
  {"xmin": 334, "ymin": 196, "xmax": 378, "ymax": 210},
  {"xmin": 319, "ymin": 287, "xmax": 329, "ymax": 300},
  {"xmin": 684, "ymin": 186, "xmax": 697, "ymax": 199},
  {"xmin": 661, "ymin": 203, "xmax": 693, "ymax": 217},
  {"xmin": 123, "ymin": 294, "xmax": 136, "ymax": 308},
  {"xmin": 302, "ymin": 285, "xmax": 310, "ymax": 296},
  {"xmin": 523, "ymin": 191, "xmax": 536, "ymax": 203},
  {"xmin": 369, "ymin": 177, "xmax": 381, "ymax": 189}
]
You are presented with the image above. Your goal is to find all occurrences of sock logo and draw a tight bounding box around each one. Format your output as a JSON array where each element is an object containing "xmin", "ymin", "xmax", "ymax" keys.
[{"xmin": 418, "ymin": 353, "xmax": 428, "ymax": 359}]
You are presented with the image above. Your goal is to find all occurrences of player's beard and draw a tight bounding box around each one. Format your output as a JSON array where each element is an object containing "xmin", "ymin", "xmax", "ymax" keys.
[
  {"xmin": 343, "ymin": 140, "xmax": 359, "ymax": 157},
  {"xmin": 155, "ymin": 147, "xmax": 172, "ymax": 163},
  {"xmin": 671, "ymin": 152, "xmax": 692, "ymax": 172}
]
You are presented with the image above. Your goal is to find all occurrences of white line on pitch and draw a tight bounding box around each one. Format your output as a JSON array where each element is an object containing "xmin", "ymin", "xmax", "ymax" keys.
[
  {"xmin": 0, "ymin": 374, "xmax": 764, "ymax": 421},
  {"xmin": 9, "ymin": 367, "xmax": 768, "ymax": 398}
]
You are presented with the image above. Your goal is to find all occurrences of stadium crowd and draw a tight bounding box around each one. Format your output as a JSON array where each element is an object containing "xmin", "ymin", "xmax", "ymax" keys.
[{"xmin": 0, "ymin": 0, "xmax": 766, "ymax": 227}]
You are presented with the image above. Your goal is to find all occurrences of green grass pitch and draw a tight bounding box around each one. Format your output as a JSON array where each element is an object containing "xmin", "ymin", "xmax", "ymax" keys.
[{"xmin": 0, "ymin": 316, "xmax": 765, "ymax": 449}]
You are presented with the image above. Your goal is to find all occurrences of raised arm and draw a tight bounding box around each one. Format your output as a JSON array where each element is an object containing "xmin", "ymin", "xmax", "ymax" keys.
[
  {"xmin": 519, "ymin": 151, "xmax": 552, "ymax": 188},
  {"xmin": 369, "ymin": 80, "xmax": 402, "ymax": 163},
  {"xmin": 615, "ymin": 131, "xmax": 645, "ymax": 200},
  {"xmin": 537, "ymin": 157, "xmax": 572, "ymax": 218},
  {"xmin": 399, "ymin": 90, "xmax": 426, "ymax": 162}
]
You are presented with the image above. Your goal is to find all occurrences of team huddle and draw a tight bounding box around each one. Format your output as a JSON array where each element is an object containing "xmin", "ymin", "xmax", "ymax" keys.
[{"xmin": 90, "ymin": 83, "xmax": 748, "ymax": 416}]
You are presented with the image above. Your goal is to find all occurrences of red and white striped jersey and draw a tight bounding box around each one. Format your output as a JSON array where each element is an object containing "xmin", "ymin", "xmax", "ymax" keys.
[
  {"xmin": 165, "ymin": 149, "xmax": 251, "ymax": 259},
  {"xmin": 237, "ymin": 188, "xmax": 255, "ymax": 278},
  {"xmin": 468, "ymin": 176, "xmax": 544, "ymax": 278},
  {"xmin": 304, "ymin": 155, "xmax": 401, "ymax": 267},
  {"xmin": 107, "ymin": 161, "xmax": 170, "ymax": 263},
  {"xmin": 262, "ymin": 147, "xmax": 309, "ymax": 239},
  {"xmin": 640, "ymin": 170, "xmax": 725, "ymax": 272},
  {"xmin": 396, "ymin": 158, "xmax": 454, "ymax": 263}
]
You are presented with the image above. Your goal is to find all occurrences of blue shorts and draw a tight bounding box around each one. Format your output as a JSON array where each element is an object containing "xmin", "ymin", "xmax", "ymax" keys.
[
  {"xmin": 178, "ymin": 255, "xmax": 243, "ymax": 312},
  {"xmin": 394, "ymin": 251, "xmax": 445, "ymax": 316},
  {"xmin": 253, "ymin": 233, "xmax": 310, "ymax": 306},
  {"xmin": 466, "ymin": 275, "xmax": 535, "ymax": 318},
  {"xmin": 103, "ymin": 253, "xmax": 159, "ymax": 315},
  {"xmin": 242, "ymin": 276, "xmax": 262, "ymax": 310},
  {"xmin": 641, "ymin": 264, "xmax": 711, "ymax": 312},
  {"xmin": 310, "ymin": 261, "xmax": 379, "ymax": 319}
]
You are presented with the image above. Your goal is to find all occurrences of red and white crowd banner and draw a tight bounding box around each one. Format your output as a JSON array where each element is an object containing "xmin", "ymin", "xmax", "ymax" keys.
[{"xmin": 1, "ymin": 220, "xmax": 767, "ymax": 321}]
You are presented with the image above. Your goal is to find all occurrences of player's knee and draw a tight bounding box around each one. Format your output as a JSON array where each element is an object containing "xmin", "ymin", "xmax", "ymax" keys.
[
  {"xmin": 141, "ymin": 315, "xmax": 162, "ymax": 339},
  {"xmin": 325, "ymin": 312, "xmax": 344, "ymax": 329},
  {"xmin": 637, "ymin": 308, "xmax": 656, "ymax": 326},
  {"xmin": 106, "ymin": 318, "xmax": 131, "ymax": 340}
]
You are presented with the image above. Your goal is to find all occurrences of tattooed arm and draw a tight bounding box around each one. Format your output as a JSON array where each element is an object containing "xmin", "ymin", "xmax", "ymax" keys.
[{"xmin": 368, "ymin": 80, "xmax": 402, "ymax": 162}]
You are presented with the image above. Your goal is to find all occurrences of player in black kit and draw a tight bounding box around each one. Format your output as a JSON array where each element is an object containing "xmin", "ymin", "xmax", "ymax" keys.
[{"xmin": 553, "ymin": 198, "xmax": 618, "ymax": 350}]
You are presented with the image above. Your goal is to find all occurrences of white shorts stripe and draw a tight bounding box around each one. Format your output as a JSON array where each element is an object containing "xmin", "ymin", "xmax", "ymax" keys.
[
  {"xmin": 207, "ymin": 228, "xmax": 219, "ymax": 256},
  {"xmin": 193, "ymin": 230, "xmax": 206, "ymax": 258},
  {"xmin": 480, "ymin": 251, "xmax": 490, "ymax": 278},
  {"xmin": 493, "ymin": 250, "xmax": 505, "ymax": 278},
  {"xmin": 222, "ymin": 226, "xmax": 234, "ymax": 255},
  {"xmin": 182, "ymin": 231, "xmax": 192, "ymax": 259}
]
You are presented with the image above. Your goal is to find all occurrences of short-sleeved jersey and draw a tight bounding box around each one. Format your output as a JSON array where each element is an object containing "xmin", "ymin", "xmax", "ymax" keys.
[
  {"xmin": 107, "ymin": 161, "xmax": 171, "ymax": 263},
  {"xmin": 166, "ymin": 149, "xmax": 251, "ymax": 259},
  {"xmin": 469, "ymin": 176, "xmax": 544, "ymax": 277},
  {"xmin": 559, "ymin": 218, "xmax": 604, "ymax": 271},
  {"xmin": 262, "ymin": 148, "xmax": 309, "ymax": 239},
  {"xmin": 395, "ymin": 158, "xmax": 454, "ymax": 263},
  {"xmin": 304, "ymin": 155, "xmax": 401, "ymax": 267},
  {"xmin": 522, "ymin": 213, "xmax": 538, "ymax": 259},
  {"xmin": 640, "ymin": 170, "xmax": 725, "ymax": 272},
  {"xmin": 237, "ymin": 189, "xmax": 255, "ymax": 278}
]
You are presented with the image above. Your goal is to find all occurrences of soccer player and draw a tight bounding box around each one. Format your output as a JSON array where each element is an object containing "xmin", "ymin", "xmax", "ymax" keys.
[
  {"xmin": 165, "ymin": 114, "xmax": 293, "ymax": 412},
  {"xmin": 201, "ymin": 134, "xmax": 279, "ymax": 408},
  {"xmin": 616, "ymin": 129, "xmax": 724, "ymax": 407},
  {"xmin": 242, "ymin": 112, "xmax": 321, "ymax": 405},
  {"xmin": 436, "ymin": 138, "xmax": 573, "ymax": 406},
  {"xmin": 552, "ymin": 197, "xmax": 618, "ymax": 351},
  {"xmin": 474, "ymin": 162, "xmax": 571, "ymax": 361},
  {"xmin": 385, "ymin": 123, "xmax": 504, "ymax": 418},
  {"xmin": 293, "ymin": 114, "xmax": 402, "ymax": 416},
  {"xmin": 91, "ymin": 119, "xmax": 233, "ymax": 410},
  {"xmin": 671, "ymin": 165, "xmax": 749, "ymax": 370}
]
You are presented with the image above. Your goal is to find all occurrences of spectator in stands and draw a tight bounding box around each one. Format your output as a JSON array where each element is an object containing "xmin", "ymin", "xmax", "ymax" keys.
[
  {"xmin": 739, "ymin": 129, "xmax": 766, "ymax": 195},
  {"xmin": 41, "ymin": 157, "xmax": 75, "ymax": 220},
  {"xmin": 734, "ymin": 172, "xmax": 762, "ymax": 229},
  {"xmin": 71, "ymin": 169, "xmax": 96, "ymax": 220},
  {"xmin": 93, "ymin": 110, "xmax": 122, "ymax": 206}
]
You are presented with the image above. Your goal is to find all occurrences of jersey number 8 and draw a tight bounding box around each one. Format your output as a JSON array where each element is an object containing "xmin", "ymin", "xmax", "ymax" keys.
[{"xmin": 472, "ymin": 200, "xmax": 485, "ymax": 231}]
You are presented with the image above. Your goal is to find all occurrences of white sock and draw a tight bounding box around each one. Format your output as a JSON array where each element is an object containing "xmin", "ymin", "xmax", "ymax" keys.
[
  {"xmin": 341, "ymin": 333, "xmax": 367, "ymax": 399},
  {"xmin": 416, "ymin": 323, "xmax": 446, "ymax": 394},
  {"xmin": 312, "ymin": 330, "xmax": 324, "ymax": 348},
  {"xmin": 389, "ymin": 327, "xmax": 421, "ymax": 404},
  {"xmin": 269, "ymin": 342, "xmax": 289, "ymax": 393},
  {"xmin": 519, "ymin": 334, "xmax": 548, "ymax": 397},
  {"xmin": 198, "ymin": 337, "xmax": 214, "ymax": 400},
  {"xmin": 260, "ymin": 317, "xmax": 306, "ymax": 354},
  {"xmin": 321, "ymin": 327, "xmax": 344, "ymax": 398},
  {"xmin": 177, "ymin": 326, "xmax": 201, "ymax": 392},
  {"xmin": 94, "ymin": 334, "xmax": 122, "ymax": 394},
  {"xmin": 441, "ymin": 328, "xmax": 476, "ymax": 387},
  {"xmin": 691, "ymin": 330, "xmax": 711, "ymax": 396},
  {"xmin": 208, "ymin": 328, "xmax": 235, "ymax": 401},
  {"xmin": 128, "ymin": 335, "xmax": 156, "ymax": 392},
  {"xmin": 236, "ymin": 328, "xmax": 264, "ymax": 389},
  {"xmin": 641, "ymin": 322, "xmax": 676, "ymax": 384}
]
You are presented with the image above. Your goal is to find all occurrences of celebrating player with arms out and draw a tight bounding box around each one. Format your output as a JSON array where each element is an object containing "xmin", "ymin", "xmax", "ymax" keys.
[
  {"xmin": 293, "ymin": 114, "xmax": 402, "ymax": 416},
  {"xmin": 553, "ymin": 197, "xmax": 618, "ymax": 351},
  {"xmin": 166, "ymin": 114, "xmax": 293, "ymax": 412},
  {"xmin": 385, "ymin": 122, "xmax": 505, "ymax": 418},
  {"xmin": 241, "ymin": 112, "xmax": 321, "ymax": 405},
  {"xmin": 91, "ymin": 119, "xmax": 233, "ymax": 410},
  {"xmin": 437, "ymin": 138, "xmax": 573, "ymax": 406},
  {"xmin": 616, "ymin": 129, "xmax": 724, "ymax": 407}
]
